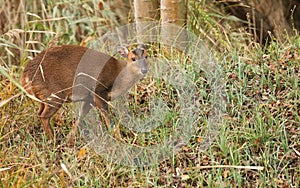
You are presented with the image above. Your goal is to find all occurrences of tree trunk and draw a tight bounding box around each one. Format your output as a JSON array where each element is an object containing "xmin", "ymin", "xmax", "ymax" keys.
[
  {"xmin": 161, "ymin": 0, "xmax": 187, "ymax": 27},
  {"xmin": 219, "ymin": 0, "xmax": 298, "ymax": 44},
  {"xmin": 134, "ymin": 0, "xmax": 160, "ymax": 43},
  {"xmin": 252, "ymin": 0, "xmax": 292, "ymax": 40},
  {"xmin": 160, "ymin": 0, "xmax": 187, "ymax": 51}
]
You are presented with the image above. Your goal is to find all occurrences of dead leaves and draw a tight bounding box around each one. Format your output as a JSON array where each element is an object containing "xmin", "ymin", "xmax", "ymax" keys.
[{"xmin": 77, "ymin": 147, "xmax": 87, "ymax": 160}]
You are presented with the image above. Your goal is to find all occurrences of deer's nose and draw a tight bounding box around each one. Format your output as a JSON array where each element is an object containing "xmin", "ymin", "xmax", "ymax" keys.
[{"xmin": 141, "ymin": 68, "xmax": 148, "ymax": 74}]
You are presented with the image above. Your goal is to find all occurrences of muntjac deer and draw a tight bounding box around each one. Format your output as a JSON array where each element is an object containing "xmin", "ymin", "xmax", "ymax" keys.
[{"xmin": 20, "ymin": 44, "xmax": 148, "ymax": 142}]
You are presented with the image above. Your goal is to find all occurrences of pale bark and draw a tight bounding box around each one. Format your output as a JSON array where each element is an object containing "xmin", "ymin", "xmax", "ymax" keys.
[
  {"xmin": 134, "ymin": 0, "xmax": 160, "ymax": 43},
  {"xmin": 134, "ymin": 0, "xmax": 160, "ymax": 22},
  {"xmin": 161, "ymin": 0, "xmax": 188, "ymax": 51},
  {"xmin": 161, "ymin": 0, "xmax": 187, "ymax": 27}
]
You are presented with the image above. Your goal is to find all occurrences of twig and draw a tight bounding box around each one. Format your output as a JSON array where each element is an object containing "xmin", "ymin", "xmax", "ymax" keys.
[
  {"xmin": 0, "ymin": 167, "xmax": 11, "ymax": 172},
  {"xmin": 0, "ymin": 93, "xmax": 21, "ymax": 107},
  {"xmin": 292, "ymin": 147, "xmax": 300, "ymax": 157},
  {"xmin": 188, "ymin": 165, "xmax": 264, "ymax": 171}
]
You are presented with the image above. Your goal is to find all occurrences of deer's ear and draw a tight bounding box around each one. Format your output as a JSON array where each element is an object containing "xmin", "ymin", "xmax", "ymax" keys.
[{"xmin": 117, "ymin": 46, "xmax": 129, "ymax": 58}]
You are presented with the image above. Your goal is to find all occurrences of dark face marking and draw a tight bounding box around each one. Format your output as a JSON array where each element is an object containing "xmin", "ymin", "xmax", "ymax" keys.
[
  {"xmin": 128, "ymin": 47, "xmax": 148, "ymax": 63},
  {"xmin": 132, "ymin": 48, "xmax": 145, "ymax": 57},
  {"xmin": 128, "ymin": 46, "xmax": 149, "ymax": 74}
]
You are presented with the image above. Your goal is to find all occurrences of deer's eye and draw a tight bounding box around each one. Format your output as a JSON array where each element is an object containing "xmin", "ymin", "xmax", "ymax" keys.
[
  {"xmin": 145, "ymin": 55, "xmax": 148, "ymax": 59},
  {"xmin": 131, "ymin": 57, "xmax": 136, "ymax": 61}
]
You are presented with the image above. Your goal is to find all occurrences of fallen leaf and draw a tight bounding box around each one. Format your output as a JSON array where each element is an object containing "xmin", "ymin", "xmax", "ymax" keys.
[
  {"xmin": 181, "ymin": 174, "xmax": 190, "ymax": 181},
  {"xmin": 197, "ymin": 137, "xmax": 203, "ymax": 143},
  {"xmin": 223, "ymin": 170, "xmax": 229, "ymax": 178},
  {"xmin": 273, "ymin": 178, "xmax": 284, "ymax": 184},
  {"xmin": 77, "ymin": 148, "xmax": 87, "ymax": 159},
  {"xmin": 254, "ymin": 138, "xmax": 260, "ymax": 147}
]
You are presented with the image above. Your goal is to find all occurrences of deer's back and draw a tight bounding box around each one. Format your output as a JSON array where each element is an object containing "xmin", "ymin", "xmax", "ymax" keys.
[{"xmin": 20, "ymin": 45, "xmax": 125, "ymax": 101}]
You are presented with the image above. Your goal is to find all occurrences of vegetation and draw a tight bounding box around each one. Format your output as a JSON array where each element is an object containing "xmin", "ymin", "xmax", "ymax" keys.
[{"xmin": 0, "ymin": 0, "xmax": 299, "ymax": 187}]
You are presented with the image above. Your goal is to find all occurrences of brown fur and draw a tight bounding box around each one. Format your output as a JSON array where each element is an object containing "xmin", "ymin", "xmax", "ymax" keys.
[{"xmin": 20, "ymin": 44, "xmax": 148, "ymax": 140}]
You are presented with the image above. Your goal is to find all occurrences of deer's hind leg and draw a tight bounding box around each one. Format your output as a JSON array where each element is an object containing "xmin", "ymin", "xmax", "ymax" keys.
[
  {"xmin": 38, "ymin": 103, "xmax": 45, "ymax": 116},
  {"xmin": 39, "ymin": 102, "xmax": 61, "ymax": 139}
]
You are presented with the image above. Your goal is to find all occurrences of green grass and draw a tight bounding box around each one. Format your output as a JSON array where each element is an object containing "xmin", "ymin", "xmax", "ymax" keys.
[{"xmin": 1, "ymin": 0, "xmax": 300, "ymax": 187}]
